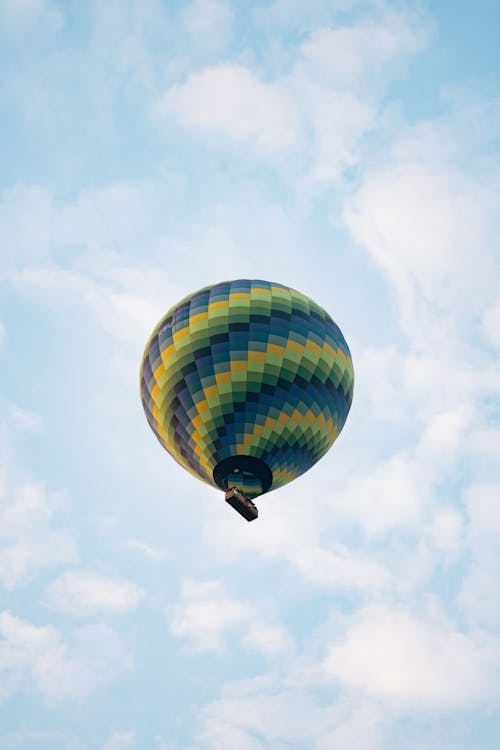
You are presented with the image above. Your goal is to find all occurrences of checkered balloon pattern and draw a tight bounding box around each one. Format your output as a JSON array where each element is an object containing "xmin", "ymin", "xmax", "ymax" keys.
[{"xmin": 140, "ymin": 280, "xmax": 354, "ymax": 500}]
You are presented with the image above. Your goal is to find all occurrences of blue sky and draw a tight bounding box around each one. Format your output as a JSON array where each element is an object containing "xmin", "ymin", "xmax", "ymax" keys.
[{"xmin": 1, "ymin": 1, "xmax": 500, "ymax": 748}]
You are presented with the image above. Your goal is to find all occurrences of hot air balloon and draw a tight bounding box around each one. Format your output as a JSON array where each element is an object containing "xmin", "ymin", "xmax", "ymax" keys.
[{"xmin": 140, "ymin": 279, "xmax": 354, "ymax": 521}]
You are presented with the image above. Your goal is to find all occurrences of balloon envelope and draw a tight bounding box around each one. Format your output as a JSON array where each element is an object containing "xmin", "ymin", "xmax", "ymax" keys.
[{"xmin": 140, "ymin": 279, "xmax": 354, "ymax": 500}]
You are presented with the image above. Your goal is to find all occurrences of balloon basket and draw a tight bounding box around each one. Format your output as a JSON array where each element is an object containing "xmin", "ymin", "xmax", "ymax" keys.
[{"xmin": 225, "ymin": 488, "xmax": 258, "ymax": 522}]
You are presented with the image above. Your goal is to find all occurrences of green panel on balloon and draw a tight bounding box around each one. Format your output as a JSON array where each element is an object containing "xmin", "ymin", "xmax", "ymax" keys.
[{"xmin": 140, "ymin": 280, "xmax": 354, "ymax": 500}]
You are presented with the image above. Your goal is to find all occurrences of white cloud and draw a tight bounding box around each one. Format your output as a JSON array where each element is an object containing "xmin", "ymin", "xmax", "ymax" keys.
[
  {"xmin": 204, "ymin": 491, "xmax": 391, "ymax": 593},
  {"xmin": 99, "ymin": 730, "xmax": 136, "ymax": 750},
  {"xmin": 343, "ymin": 123, "xmax": 500, "ymax": 342},
  {"xmin": 337, "ymin": 113, "xmax": 500, "ymax": 613},
  {"xmin": 415, "ymin": 405, "xmax": 474, "ymax": 471},
  {"xmin": 336, "ymin": 452, "xmax": 428, "ymax": 538},
  {"xmin": 345, "ymin": 162, "xmax": 494, "ymax": 296},
  {"xmin": 158, "ymin": 10, "xmax": 429, "ymax": 181},
  {"xmin": 296, "ymin": 13, "xmax": 425, "ymax": 86},
  {"xmin": 169, "ymin": 579, "xmax": 253, "ymax": 651},
  {"xmin": 250, "ymin": 475, "xmax": 434, "ymax": 594},
  {"xmin": 160, "ymin": 64, "xmax": 300, "ymax": 154},
  {"xmin": 0, "ymin": 611, "xmax": 132, "ymax": 705},
  {"xmin": 169, "ymin": 579, "xmax": 290, "ymax": 654},
  {"xmin": 46, "ymin": 570, "xmax": 144, "ymax": 618},
  {"xmin": 336, "ymin": 106, "xmax": 499, "ymax": 569},
  {"xmin": 0, "ymin": 403, "xmax": 76, "ymax": 590},
  {"xmin": 157, "ymin": 595, "xmax": 500, "ymax": 747},
  {"xmin": 330, "ymin": 403, "xmax": 475, "ymax": 541},
  {"xmin": 0, "ymin": 479, "xmax": 76, "ymax": 590},
  {"xmin": 182, "ymin": 676, "xmax": 386, "ymax": 750},
  {"xmin": 324, "ymin": 604, "xmax": 498, "ymax": 710},
  {"xmin": 8, "ymin": 265, "xmax": 165, "ymax": 348}
]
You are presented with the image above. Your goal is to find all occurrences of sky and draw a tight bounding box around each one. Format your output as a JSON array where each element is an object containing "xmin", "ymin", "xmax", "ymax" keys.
[{"xmin": 1, "ymin": 0, "xmax": 500, "ymax": 748}]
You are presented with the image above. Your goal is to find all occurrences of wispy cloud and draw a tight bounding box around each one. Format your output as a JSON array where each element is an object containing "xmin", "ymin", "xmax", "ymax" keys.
[
  {"xmin": 204, "ymin": 490, "xmax": 392, "ymax": 592},
  {"xmin": 46, "ymin": 569, "xmax": 144, "ymax": 618},
  {"xmin": 324, "ymin": 603, "xmax": 499, "ymax": 710},
  {"xmin": 0, "ymin": 481, "xmax": 76, "ymax": 590},
  {"xmin": 169, "ymin": 578, "xmax": 291, "ymax": 654},
  {"xmin": 0, "ymin": 403, "xmax": 76, "ymax": 590},
  {"xmin": 179, "ymin": 675, "xmax": 386, "ymax": 750},
  {"xmin": 0, "ymin": 611, "xmax": 132, "ymax": 705},
  {"xmin": 99, "ymin": 730, "xmax": 136, "ymax": 750},
  {"xmin": 158, "ymin": 8, "xmax": 429, "ymax": 183}
]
